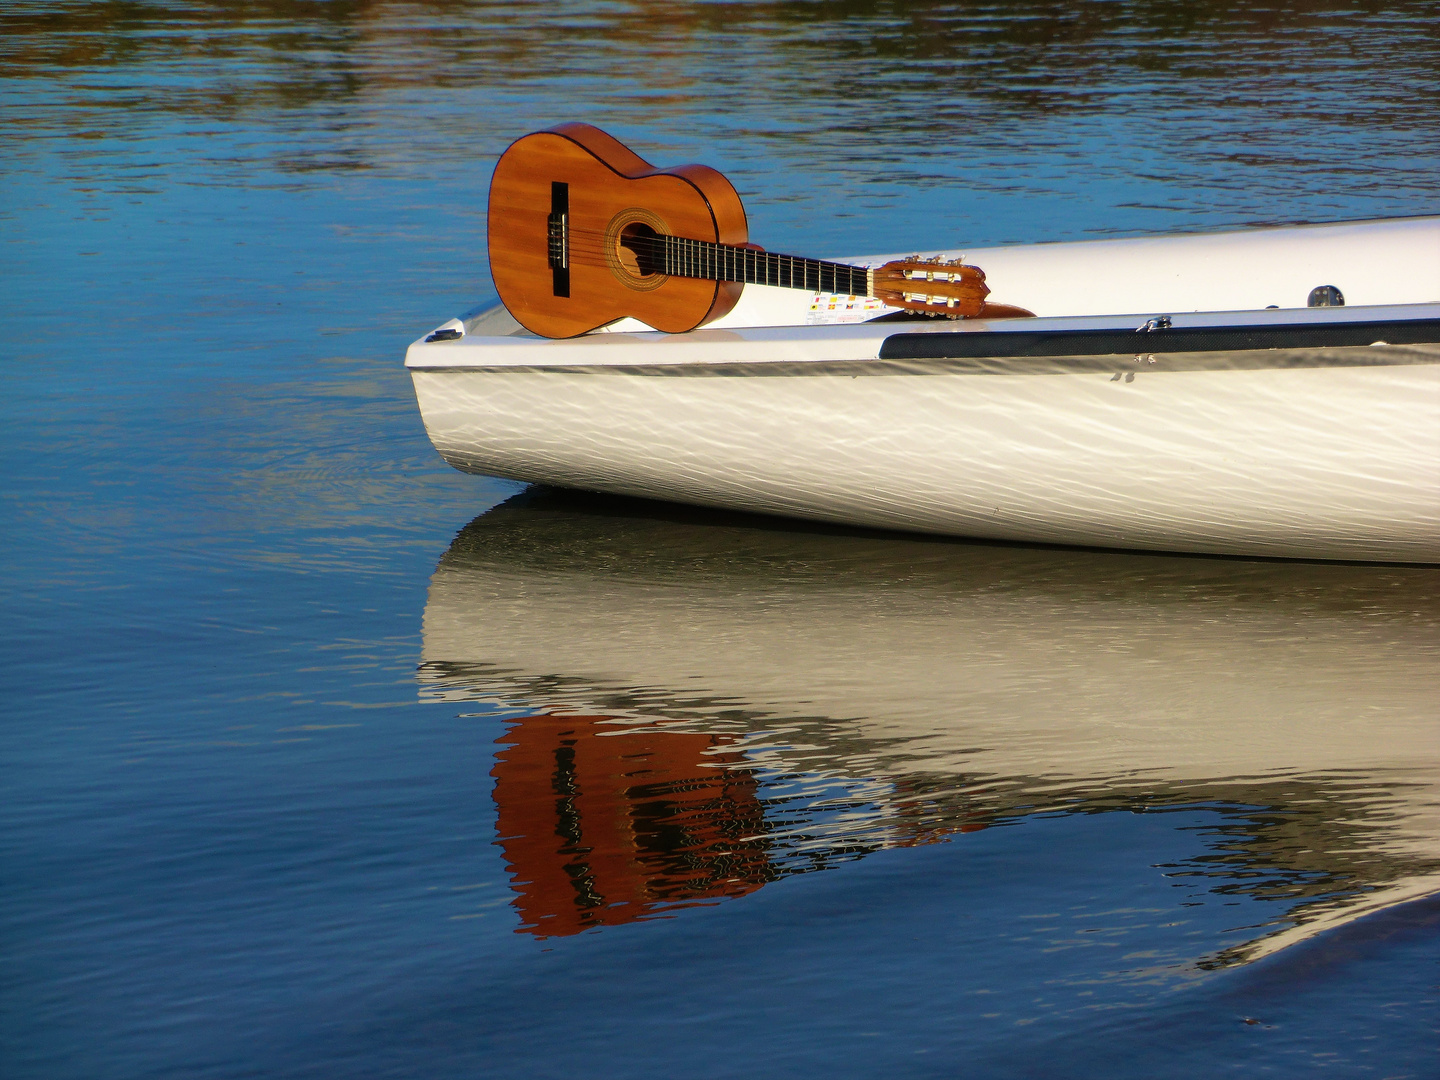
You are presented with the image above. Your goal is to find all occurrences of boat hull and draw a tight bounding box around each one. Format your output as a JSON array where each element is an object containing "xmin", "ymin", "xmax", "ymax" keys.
[{"xmin": 410, "ymin": 340, "xmax": 1440, "ymax": 562}]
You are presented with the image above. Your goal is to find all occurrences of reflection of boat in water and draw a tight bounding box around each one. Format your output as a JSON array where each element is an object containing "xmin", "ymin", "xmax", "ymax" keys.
[
  {"xmin": 407, "ymin": 218, "xmax": 1440, "ymax": 562},
  {"xmin": 420, "ymin": 491, "xmax": 1440, "ymax": 958}
]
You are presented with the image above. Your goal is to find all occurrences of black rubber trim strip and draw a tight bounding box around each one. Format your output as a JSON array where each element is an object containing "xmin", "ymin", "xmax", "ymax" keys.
[{"xmin": 878, "ymin": 318, "xmax": 1440, "ymax": 359}]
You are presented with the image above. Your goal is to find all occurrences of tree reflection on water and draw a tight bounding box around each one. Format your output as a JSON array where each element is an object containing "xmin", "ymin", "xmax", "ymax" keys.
[{"xmin": 4, "ymin": 1, "xmax": 1437, "ymax": 231}]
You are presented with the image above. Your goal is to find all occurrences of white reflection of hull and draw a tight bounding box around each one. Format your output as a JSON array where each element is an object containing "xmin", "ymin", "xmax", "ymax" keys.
[{"xmin": 422, "ymin": 547, "xmax": 1440, "ymax": 802}]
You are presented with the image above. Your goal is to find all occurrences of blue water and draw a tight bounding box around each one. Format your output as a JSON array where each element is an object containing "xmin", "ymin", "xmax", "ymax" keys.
[{"xmin": 3, "ymin": 3, "xmax": 1439, "ymax": 1077}]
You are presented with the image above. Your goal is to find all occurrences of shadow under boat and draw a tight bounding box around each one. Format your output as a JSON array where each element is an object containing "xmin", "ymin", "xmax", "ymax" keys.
[{"xmin": 419, "ymin": 489, "xmax": 1440, "ymax": 959}]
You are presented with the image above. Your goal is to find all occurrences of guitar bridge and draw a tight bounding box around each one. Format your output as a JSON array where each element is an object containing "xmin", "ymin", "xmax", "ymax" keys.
[{"xmin": 547, "ymin": 181, "xmax": 570, "ymax": 298}]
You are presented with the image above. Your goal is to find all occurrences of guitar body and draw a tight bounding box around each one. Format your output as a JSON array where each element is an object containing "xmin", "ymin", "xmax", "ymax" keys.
[{"xmin": 488, "ymin": 123, "xmax": 748, "ymax": 338}]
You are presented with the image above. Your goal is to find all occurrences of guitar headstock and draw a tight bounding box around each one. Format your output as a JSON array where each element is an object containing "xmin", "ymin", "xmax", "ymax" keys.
[{"xmin": 872, "ymin": 256, "xmax": 989, "ymax": 317}]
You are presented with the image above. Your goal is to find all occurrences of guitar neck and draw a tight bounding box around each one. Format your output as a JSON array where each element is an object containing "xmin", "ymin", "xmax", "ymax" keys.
[{"xmin": 660, "ymin": 235, "xmax": 872, "ymax": 296}]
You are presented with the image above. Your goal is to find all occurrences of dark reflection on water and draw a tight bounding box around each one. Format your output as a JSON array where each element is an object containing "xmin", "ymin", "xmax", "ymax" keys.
[{"xmin": 424, "ymin": 491, "xmax": 1440, "ymax": 965}]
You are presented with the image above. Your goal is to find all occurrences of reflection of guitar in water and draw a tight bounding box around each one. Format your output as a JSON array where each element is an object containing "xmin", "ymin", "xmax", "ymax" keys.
[
  {"xmin": 489, "ymin": 710, "xmax": 972, "ymax": 937},
  {"xmin": 487, "ymin": 122, "xmax": 1033, "ymax": 338},
  {"xmin": 492, "ymin": 714, "xmax": 773, "ymax": 937}
]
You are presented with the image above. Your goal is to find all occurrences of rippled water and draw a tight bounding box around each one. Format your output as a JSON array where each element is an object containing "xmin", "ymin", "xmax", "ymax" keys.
[{"xmin": 3, "ymin": 3, "xmax": 1439, "ymax": 1078}]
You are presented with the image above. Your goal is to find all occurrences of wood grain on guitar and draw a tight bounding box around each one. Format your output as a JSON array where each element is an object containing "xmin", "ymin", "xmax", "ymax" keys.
[{"xmin": 488, "ymin": 123, "xmax": 1029, "ymax": 338}]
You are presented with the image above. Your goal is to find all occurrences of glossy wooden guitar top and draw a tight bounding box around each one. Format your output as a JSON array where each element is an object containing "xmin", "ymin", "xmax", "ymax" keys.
[
  {"xmin": 488, "ymin": 123, "xmax": 748, "ymax": 338},
  {"xmin": 488, "ymin": 124, "xmax": 1007, "ymax": 338}
]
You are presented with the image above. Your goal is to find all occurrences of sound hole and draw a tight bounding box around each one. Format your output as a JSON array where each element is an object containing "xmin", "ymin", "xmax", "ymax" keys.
[
  {"xmin": 604, "ymin": 208, "xmax": 668, "ymax": 291},
  {"xmin": 618, "ymin": 223, "xmax": 664, "ymax": 277}
]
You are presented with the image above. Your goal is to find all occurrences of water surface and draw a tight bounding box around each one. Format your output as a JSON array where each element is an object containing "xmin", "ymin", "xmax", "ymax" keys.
[{"xmin": 3, "ymin": 3, "xmax": 1439, "ymax": 1077}]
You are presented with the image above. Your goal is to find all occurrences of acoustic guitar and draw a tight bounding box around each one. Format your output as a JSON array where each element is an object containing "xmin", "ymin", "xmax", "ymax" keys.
[{"xmin": 487, "ymin": 123, "xmax": 1028, "ymax": 339}]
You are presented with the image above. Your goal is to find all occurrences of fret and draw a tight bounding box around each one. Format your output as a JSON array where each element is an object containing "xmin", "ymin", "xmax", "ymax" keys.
[{"xmin": 651, "ymin": 233, "xmax": 870, "ymax": 301}]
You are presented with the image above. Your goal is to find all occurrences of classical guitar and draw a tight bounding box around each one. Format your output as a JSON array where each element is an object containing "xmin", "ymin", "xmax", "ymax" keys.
[{"xmin": 488, "ymin": 123, "xmax": 1028, "ymax": 339}]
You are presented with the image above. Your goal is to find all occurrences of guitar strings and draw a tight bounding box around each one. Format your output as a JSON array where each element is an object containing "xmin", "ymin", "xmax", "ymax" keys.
[
  {"xmin": 555, "ymin": 228, "xmax": 836, "ymax": 270},
  {"xmin": 552, "ymin": 224, "xmax": 886, "ymax": 270},
  {"xmin": 548, "ymin": 232, "xmax": 885, "ymax": 293},
  {"xmin": 546, "ymin": 227, "xmax": 985, "ymax": 283},
  {"xmin": 532, "ymin": 225, "xmax": 986, "ymax": 307},
  {"xmin": 555, "ymin": 223, "xmax": 986, "ymax": 269}
]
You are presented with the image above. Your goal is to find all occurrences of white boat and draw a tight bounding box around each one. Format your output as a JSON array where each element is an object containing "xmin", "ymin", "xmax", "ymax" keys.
[{"xmin": 407, "ymin": 216, "xmax": 1440, "ymax": 562}]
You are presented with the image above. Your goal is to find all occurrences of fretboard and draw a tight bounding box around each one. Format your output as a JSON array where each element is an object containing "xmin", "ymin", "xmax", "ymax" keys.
[{"xmin": 660, "ymin": 235, "xmax": 871, "ymax": 296}]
